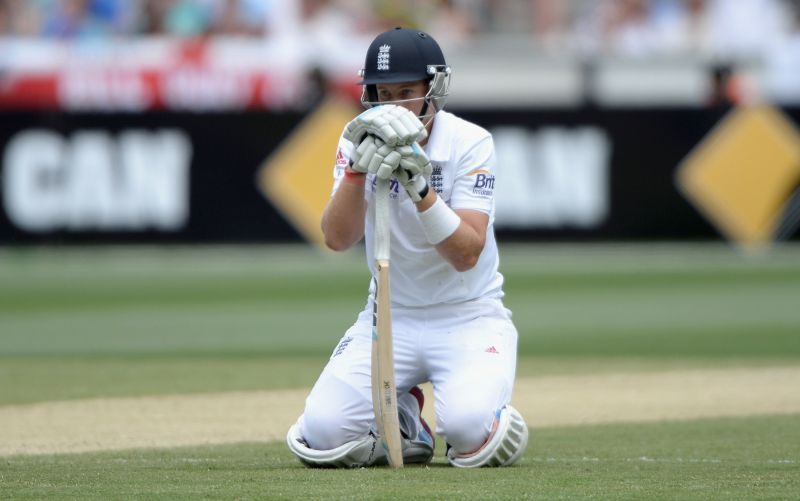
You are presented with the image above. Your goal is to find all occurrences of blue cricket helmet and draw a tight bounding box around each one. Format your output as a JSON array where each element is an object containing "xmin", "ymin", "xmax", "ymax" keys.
[{"xmin": 358, "ymin": 27, "xmax": 451, "ymax": 116}]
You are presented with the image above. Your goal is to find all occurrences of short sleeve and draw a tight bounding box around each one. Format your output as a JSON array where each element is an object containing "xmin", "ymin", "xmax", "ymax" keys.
[
  {"xmin": 330, "ymin": 133, "xmax": 356, "ymax": 196},
  {"xmin": 449, "ymin": 136, "xmax": 496, "ymax": 214}
]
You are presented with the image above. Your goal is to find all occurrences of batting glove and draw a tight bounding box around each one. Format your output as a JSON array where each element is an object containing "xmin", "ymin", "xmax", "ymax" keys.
[
  {"xmin": 351, "ymin": 135, "xmax": 403, "ymax": 180},
  {"xmin": 396, "ymin": 142, "xmax": 433, "ymax": 179},
  {"xmin": 395, "ymin": 167, "xmax": 430, "ymax": 203},
  {"xmin": 343, "ymin": 105, "xmax": 428, "ymax": 148}
]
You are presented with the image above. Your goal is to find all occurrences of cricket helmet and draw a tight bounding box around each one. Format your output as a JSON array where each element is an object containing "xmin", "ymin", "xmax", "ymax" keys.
[{"xmin": 358, "ymin": 27, "xmax": 451, "ymax": 120}]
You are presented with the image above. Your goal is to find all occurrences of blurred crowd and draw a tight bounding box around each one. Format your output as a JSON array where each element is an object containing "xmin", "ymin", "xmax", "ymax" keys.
[
  {"xmin": 0, "ymin": 0, "xmax": 798, "ymax": 59},
  {"xmin": 0, "ymin": 0, "xmax": 270, "ymax": 38}
]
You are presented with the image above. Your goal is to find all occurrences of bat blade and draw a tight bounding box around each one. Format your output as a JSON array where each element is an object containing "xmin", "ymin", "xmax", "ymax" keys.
[{"xmin": 372, "ymin": 259, "xmax": 403, "ymax": 468}]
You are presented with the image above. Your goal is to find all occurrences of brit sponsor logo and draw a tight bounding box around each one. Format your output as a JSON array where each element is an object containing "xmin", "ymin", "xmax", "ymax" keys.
[
  {"xmin": 377, "ymin": 44, "xmax": 391, "ymax": 71},
  {"xmin": 469, "ymin": 168, "xmax": 494, "ymax": 196}
]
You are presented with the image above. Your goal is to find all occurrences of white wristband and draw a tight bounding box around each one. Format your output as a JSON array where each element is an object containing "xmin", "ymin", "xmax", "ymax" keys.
[{"xmin": 418, "ymin": 196, "xmax": 461, "ymax": 245}]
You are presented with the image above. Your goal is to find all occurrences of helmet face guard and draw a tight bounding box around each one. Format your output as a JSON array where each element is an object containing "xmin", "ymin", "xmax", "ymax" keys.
[{"xmin": 359, "ymin": 65, "xmax": 451, "ymax": 125}]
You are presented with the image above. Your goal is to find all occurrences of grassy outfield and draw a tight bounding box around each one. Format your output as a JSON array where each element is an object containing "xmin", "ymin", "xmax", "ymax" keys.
[
  {"xmin": 1, "ymin": 243, "xmax": 799, "ymax": 404},
  {"xmin": 2, "ymin": 416, "xmax": 798, "ymax": 499},
  {"xmin": 1, "ymin": 243, "xmax": 799, "ymax": 498},
  {"xmin": 2, "ymin": 243, "xmax": 799, "ymax": 362}
]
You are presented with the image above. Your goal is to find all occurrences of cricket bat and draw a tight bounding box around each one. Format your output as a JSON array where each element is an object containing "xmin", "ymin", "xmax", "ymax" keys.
[{"xmin": 372, "ymin": 177, "xmax": 403, "ymax": 468}]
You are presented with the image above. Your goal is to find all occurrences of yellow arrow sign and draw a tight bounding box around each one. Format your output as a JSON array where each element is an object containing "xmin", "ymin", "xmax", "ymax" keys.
[
  {"xmin": 257, "ymin": 97, "xmax": 359, "ymax": 249},
  {"xmin": 676, "ymin": 105, "xmax": 800, "ymax": 251}
]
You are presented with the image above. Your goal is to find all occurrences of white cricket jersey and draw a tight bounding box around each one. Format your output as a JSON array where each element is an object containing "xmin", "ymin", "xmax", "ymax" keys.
[{"xmin": 331, "ymin": 110, "xmax": 505, "ymax": 307}]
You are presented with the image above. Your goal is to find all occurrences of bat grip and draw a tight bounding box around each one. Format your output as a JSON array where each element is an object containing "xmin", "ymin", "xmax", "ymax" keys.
[{"xmin": 375, "ymin": 178, "xmax": 391, "ymax": 261}]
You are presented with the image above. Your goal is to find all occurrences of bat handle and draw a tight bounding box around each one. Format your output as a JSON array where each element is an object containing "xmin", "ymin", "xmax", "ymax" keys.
[{"xmin": 375, "ymin": 178, "xmax": 390, "ymax": 261}]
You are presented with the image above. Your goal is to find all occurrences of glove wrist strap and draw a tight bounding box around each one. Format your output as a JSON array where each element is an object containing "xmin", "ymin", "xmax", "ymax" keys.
[{"xmin": 408, "ymin": 176, "xmax": 429, "ymax": 202}]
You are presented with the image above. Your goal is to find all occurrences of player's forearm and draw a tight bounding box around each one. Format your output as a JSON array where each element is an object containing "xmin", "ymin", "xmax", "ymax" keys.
[
  {"xmin": 434, "ymin": 222, "xmax": 485, "ymax": 272},
  {"xmin": 414, "ymin": 190, "xmax": 486, "ymax": 272},
  {"xmin": 321, "ymin": 181, "xmax": 367, "ymax": 251}
]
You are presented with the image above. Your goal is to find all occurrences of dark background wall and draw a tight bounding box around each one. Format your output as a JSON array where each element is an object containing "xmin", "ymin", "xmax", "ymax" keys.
[{"xmin": 1, "ymin": 106, "xmax": 797, "ymax": 244}]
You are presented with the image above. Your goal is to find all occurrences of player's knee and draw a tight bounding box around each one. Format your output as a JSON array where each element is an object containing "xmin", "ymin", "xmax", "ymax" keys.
[
  {"xmin": 301, "ymin": 406, "xmax": 360, "ymax": 450},
  {"xmin": 301, "ymin": 375, "xmax": 370, "ymax": 450},
  {"xmin": 438, "ymin": 401, "xmax": 495, "ymax": 453},
  {"xmin": 447, "ymin": 405, "xmax": 529, "ymax": 468}
]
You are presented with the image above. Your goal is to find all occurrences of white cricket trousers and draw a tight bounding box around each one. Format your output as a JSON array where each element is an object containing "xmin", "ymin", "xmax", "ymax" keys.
[{"xmin": 297, "ymin": 296, "xmax": 518, "ymax": 455}]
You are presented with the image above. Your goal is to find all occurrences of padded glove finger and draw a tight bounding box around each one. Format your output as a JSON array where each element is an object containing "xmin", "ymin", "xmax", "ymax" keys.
[
  {"xmin": 351, "ymin": 135, "xmax": 381, "ymax": 173},
  {"xmin": 375, "ymin": 149, "xmax": 402, "ymax": 180},
  {"xmin": 396, "ymin": 110, "xmax": 428, "ymax": 143},
  {"xmin": 398, "ymin": 142, "xmax": 432, "ymax": 178},
  {"xmin": 343, "ymin": 106, "xmax": 392, "ymax": 144}
]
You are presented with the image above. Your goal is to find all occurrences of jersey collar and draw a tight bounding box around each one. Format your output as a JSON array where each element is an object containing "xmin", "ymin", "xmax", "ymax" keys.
[{"xmin": 424, "ymin": 110, "xmax": 451, "ymax": 162}]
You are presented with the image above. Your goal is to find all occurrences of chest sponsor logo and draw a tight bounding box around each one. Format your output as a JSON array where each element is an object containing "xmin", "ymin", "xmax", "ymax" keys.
[{"xmin": 370, "ymin": 176, "xmax": 401, "ymax": 198}]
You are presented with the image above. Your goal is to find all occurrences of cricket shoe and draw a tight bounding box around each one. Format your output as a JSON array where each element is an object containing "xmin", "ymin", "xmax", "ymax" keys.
[{"xmin": 397, "ymin": 386, "xmax": 435, "ymax": 464}]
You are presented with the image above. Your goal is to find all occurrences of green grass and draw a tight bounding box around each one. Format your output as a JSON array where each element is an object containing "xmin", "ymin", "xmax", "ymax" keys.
[
  {"xmin": 2, "ymin": 415, "xmax": 798, "ymax": 500},
  {"xmin": 1, "ymin": 243, "xmax": 798, "ymax": 358},
  {"xmin": 2, "ymin": 354, "xmax": 798, "ymax": 406},
  {"xmin": 1, "ymin": 243, "xmax": 799, "ymax": 498},
  {"xmin": 0, "ymin": 355, "xmax": 325, "ymax": 404},
  {"xmin": 0, "ymin": 243, "xmax": 799, "ymax": 404}
]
